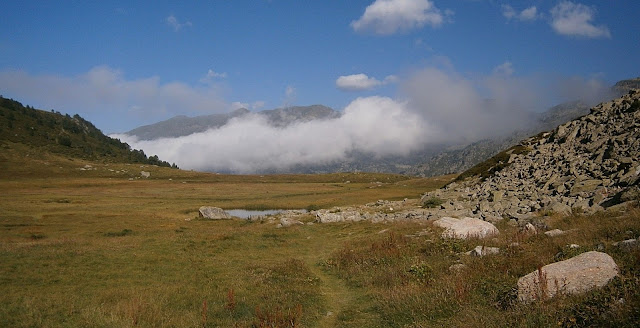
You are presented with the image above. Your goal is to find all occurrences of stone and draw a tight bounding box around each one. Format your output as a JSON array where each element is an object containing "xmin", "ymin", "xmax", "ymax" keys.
[
  {"xmin": 198, "ymin": 206, "xmax": 231, "ymax": 220},
  {"xmin": 433, "ymin": 217, "xmax": 499, "ymax": 240},
  {"xmin": 547, "ymin": 201, "xmax": 571, "ymax": 215},
  {"xmin": 570, "ymin": 179, "xmax": 602, "ymax": 195},
  {"xmin": 544, "ymin": 229, "xmax": 566, "ymax": 237},
  {"xmin": 140, "ymin": 171, "xmax": 150, "ymax": 178},
  {"xmin": 614, "ymin": 238, "xmax": 638, "ymax": 250},
  {"xmin": 522, "ymin": 223, "xmax": 537, "ymax": 234},
  {"xmin": 278, "ymin": 217, "xmax": 304, "ymax": 228},
  {"xmin": 467, "ymin": 245, "xmax": 500, "ymax": 257},
  {"xmin": 517, "ymin": 251, "xmax": 619, "ymax": 302},
  {"xmin": 448, "ymin": 263, "xmax": 467, "ymax": 273}
]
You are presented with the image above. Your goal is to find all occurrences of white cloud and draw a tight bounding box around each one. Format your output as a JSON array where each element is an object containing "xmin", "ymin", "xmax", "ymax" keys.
[
  {"xmin": 199, "ymin": 69, "xmax": 227, "ymax": 83},
  {"xmin": 520, "ymin": 7, "xmax": 539, "ymax": 21},
  {"xmin": 550, "ymin": 1, "xmax": 610, "ymax": 38},
  {"xmin": 336, "ymin": 73, "xmax": 398, "ymax": 91},
  {"xmin": 230, "ymin": 100, "xmax": 265, "ymax": 110},
  {"xmin": 502, "ymin": 5, "xmax": 539, "ymax": 22},
  {"xmin": 351, "ymin": 0, "xmax": 450, "ymax": 35},
  {"xmin": 166, "ymin": 15, "xmax": 192, "ymax": 31},
  {"xmin": 0, "ymin": 66, "xmax": 228, "ymax": 132},
  {"xmin": 115, "ymin": 96, "xmax": 431, "ymax": 173},
  {"xmin": 493, "ymin": 61, "xmax": 514, "ymax": 76}
]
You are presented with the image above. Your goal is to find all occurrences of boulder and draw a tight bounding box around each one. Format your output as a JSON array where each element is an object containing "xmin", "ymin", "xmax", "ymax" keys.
[
  {"xmin": 544, "ymin": 229, "xmax": 566, "ymax": 237},
  {"xmin": 433, "ymin": 217, "xmax": 499, "ymax": 239},
  {"xmin": 278, "ymin": 217, "xmax": 304, "ymax": 228},
  {"xmin": 547, "ymin": 201, "xmax": 571, "ymax": 215},
  {"xmin": 467, "ymin": 245, "xmax": 500, "ymax": 257},
  {"xmin": 517, "ymin": 251, "xmax": 619, "ymax": 302},
  {"xmin": 198, "ymin": 206, "xmax": 231, "ymax": 220}
]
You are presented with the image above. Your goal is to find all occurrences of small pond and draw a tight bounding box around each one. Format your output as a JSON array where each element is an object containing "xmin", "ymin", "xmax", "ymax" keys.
[{"xmin": 226, "ymin": 209, "xmax": 305, "ymax": 219}]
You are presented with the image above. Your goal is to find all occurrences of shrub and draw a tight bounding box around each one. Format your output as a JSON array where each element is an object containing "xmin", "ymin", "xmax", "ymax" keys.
[{"xmin": 422, "ymin": 196, "xmax": 444, "ymax": 208}]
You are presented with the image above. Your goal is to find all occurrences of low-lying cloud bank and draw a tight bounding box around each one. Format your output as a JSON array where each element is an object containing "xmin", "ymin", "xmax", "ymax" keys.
[
  {"xmin": 113, "ymin": 96, "xmax": 431, "ymax": 173},
  {"xmin": 115, "ymin": 66, "xmax": 612, "ymax": 174}
]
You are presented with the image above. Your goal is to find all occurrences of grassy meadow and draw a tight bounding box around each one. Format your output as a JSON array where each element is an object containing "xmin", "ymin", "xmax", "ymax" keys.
[{"xmin": 1, "ymin": 141, "xmax": 639, "ymax": 327}]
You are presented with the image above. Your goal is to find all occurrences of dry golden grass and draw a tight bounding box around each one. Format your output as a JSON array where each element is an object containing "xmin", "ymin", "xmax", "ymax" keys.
[
  {"xmin": 3, "ymin": 142, "xmax": 638, "ymax": 327},
  {"xmin": 0, "ymin": 142, "xmax": 451, "ymax": 327}
]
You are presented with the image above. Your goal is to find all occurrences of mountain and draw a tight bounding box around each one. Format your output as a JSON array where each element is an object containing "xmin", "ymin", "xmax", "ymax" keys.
[
  {"xmin": 124, "ymin": 105, "xmax": 339, "ymax": 140},
  {"xmin": 408, "ymin": 101, "xmax": 591, "ymax": 177},
  {"xmin": 613, "ymin": 77, "xmax": 640, "ymax": 95},
  {"xmin": 420, "ymin": 88, "xmax": 640, "ymax": 220},
  {"xmin": 0, "ymin": 96, "xmax": 177, "ymax": 168}
]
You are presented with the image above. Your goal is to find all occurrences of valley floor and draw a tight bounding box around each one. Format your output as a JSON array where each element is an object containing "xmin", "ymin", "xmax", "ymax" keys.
[{"xmin": 1, "ymin": 148, "xmax": 639, "ymax": 327}]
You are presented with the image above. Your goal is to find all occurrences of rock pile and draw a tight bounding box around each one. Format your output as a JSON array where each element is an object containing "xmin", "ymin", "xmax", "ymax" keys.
[{"xmin": 421, "ymin": 90, "xmax": 640, "ymax": 222}]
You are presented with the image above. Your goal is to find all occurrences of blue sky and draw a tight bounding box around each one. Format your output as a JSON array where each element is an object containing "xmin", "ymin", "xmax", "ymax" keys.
[{"xmin": 1, "ymin": 0, "xmax": 639, "ymax": 134}]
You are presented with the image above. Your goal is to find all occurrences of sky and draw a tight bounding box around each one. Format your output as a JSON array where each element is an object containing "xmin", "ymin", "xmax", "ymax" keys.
[{"xmin": 1, "ymin": 1, "xmax": 639, "ymax": 172}]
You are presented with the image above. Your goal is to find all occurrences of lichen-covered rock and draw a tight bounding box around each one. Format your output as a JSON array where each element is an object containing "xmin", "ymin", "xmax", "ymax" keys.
[
  {"xmin": 198, "ymin": 206, "xmax": 231, "ymax": 220},
  {"xmin": 517, "ymin": 251, "xmax": 619, "ymax": 303},
  {"xmin": 433, "ymin": 217, "xmax": 499, "ymax": 239}
]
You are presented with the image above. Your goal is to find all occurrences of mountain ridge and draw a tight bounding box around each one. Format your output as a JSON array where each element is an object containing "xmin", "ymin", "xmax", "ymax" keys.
[{"xmin": 125, "ymin": 105, "xmax": 339, "ymax": 140}]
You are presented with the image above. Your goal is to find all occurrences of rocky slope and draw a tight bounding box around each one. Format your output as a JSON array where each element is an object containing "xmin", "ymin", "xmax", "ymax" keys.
[
  {"xmin": 409, "ymin": 101, "xmax": 591, "ymax": 177},
  {"xmin": 420, "ymin": 89, "xmax": 640, "ymax": 222}
]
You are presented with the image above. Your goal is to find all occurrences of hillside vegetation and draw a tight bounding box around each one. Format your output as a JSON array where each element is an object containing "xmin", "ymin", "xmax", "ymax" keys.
[{"xmin": 0, "ymin": 96, "xmax": 176, "ymax": 168}]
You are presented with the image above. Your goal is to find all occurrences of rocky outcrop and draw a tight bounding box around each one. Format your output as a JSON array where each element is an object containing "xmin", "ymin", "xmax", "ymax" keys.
[
  {"xmin": 517, "ymin": 251, "xmax": 619, "ymax": 303},
  {"xmin": 420, "ymin": 90, "xmax": 640, "ymax": 222},
  {"xmin": 433, "ymin": 217, "xmax": 499, "ymax": 239},
  {"xmin": 198, "ymin": 206, "xmax": 231, "ymax": 220}
]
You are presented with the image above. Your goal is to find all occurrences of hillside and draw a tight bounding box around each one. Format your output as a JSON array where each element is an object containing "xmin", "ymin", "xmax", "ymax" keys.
[
  {"xmin": 409, "ymin": 101, "xmax": 591, "ymax": 176},
  {"xmin": 0, "ymin": 96, "xmax": 177, "ymax": 168},
  {"xmin": 419, "ymin": 89, "xmax": 640, "ymax": 221}
]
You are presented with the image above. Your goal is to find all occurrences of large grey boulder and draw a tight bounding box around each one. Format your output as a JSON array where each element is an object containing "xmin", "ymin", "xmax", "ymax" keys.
[
  {"xmin": 198, "ymin": 206, "xmax": 231, "ymax": 220},
  {"xmin": 517, "ymin": 251, "xmax": 619, "ymax": 303},
  {"xmin": 433, "ymin": 217, "xmax": 499, "ymax": 239}
]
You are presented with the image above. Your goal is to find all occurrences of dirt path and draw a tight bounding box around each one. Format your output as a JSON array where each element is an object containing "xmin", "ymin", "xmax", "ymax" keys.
[{"xmin": 305, "ymin": 257, "xmax": 379, "ymax": 328}]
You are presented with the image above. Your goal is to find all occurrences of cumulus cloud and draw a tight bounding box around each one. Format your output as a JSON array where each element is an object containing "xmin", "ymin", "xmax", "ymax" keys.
[
  {"xmin": 336, "ymin": 73, "xmax": 398, "ymax": 91},
  {"xmin": 0, "ymin": 66, "xmax": 228, "ymax": 132},
  {"xmin": 166, "ymin": 15, "xmax": 192, "ymax": 31},
  {"xmin": 502, "ymin": 5, "xmax": 539, "ymax": 21},
  {"xmin": 115, "ymin": 96, "xmax": 431, "ymax": 173},
  {"xmin": 351, "ymin": 0, "xmax": 451, "ymax": 35},
  {"xmin": 550, "ymin": 1, "xmax": 610, "ymax": 38}
]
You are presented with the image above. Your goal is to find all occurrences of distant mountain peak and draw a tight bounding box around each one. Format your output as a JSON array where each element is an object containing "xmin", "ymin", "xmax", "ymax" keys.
[{"xmin": 125, "ymin": 104, "xmax": 339, "ymax": 140}]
